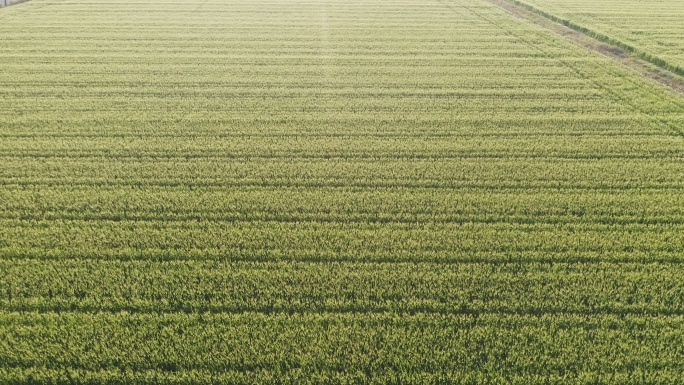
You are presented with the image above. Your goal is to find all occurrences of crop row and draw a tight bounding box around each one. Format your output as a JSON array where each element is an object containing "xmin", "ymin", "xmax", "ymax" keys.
[
  {"xmin": 0, "ymin": 135, "xmax": 681, "ymax": 159},
  {"xmin": 1, "ymin": 158, "xmax": 682, "ymax": 190},
  {"xmin": 3, "ymin": 115, "xmax": 668, "ymax": 138},
  {"xmin": 1, "ymin": 186, "xmax": 682, "ymax": 225},
  {"xmin": 1, "ymin": 260, "xmax": 683, "ymax": 314},
  {"xmin": 1, "ymin": 312, "xmax": 683, "ymax": 384},
  {"xmin": 1, "ymin": 219, "xmax": 682, "ymax": 262}
]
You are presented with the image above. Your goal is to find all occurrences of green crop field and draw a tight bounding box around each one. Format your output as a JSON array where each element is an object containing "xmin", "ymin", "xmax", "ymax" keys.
[
  {"xmin": 1, "ymin": 0, "xmax": 684, "ymax": 383},
  {"xmin": 511, "ymin": 0, "xmax": 684, "ymax": 75}
]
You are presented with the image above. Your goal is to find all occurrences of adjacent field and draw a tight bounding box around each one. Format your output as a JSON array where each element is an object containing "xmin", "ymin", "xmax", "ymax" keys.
[
  {"xmin": 509, "ymin": 0, "xmax": 684, "ymax": 75},
  {"xmin": 1, "ymin": 0, "xmax": 684, "ymax": 382}
]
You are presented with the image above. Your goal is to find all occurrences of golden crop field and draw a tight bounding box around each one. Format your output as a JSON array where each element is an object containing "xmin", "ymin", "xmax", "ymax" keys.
[{"xmin": 1, "ymin": 0, "xmax": 684, "ymax": 383}]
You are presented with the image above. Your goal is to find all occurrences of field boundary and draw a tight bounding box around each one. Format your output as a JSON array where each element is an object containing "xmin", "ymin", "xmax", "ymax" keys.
[
  {"xmin": 487, "ymin": 0, "xmax": 684, "ymax": 97},
  {"xmin": 0, "ymin": 0, "xmax": 30, "ymax": 7}
]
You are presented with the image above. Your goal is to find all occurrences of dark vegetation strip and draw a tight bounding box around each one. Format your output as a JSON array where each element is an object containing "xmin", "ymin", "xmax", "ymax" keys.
[
  {"xmin": 1, "ymin": 307, "xmax": 683, "ymax": 316},
  {"xmin": 2, "ymin": 253, "xmax": 683, "ymax": 264},
  {"xmin": 0, "ymin": 213, "xmax": 680, "ymax": 225},
  {"xmin": 2, "ymin": 154, "xmax": 681, "ymax": 160}
]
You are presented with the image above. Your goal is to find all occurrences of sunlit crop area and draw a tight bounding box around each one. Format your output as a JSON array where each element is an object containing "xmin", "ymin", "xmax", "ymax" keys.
[{"xmin": 1, "ymin": 0, "xmax": 684, "ymax": 382}]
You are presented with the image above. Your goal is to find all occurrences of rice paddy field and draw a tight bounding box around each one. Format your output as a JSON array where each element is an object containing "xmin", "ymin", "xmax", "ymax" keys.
[
  {"xmin": 1, "ymin": 0, "xmax": 684, "ymax": 383},
  {"xmin": 513, "ymin": 0, "xmax": 684, "ymax": 74}
]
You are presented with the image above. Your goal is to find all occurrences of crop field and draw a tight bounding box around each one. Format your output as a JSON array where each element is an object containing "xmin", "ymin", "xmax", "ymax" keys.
[
  {"xmin": 512, "ymin": 0, "xmax": 684, "ymax": 75},
  {"xmin": 1, "ymin": 0, "xmax": 684, "ymax": 383}
]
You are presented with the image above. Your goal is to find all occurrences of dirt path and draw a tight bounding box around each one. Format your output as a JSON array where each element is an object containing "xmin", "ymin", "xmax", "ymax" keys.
[
  {"xmin": 487, "ymin": 0, "xmax": 684, "ymax": 97},
  {"xmin": 1, "ymin": 0, "xmax": 30, "ymax": 7}
]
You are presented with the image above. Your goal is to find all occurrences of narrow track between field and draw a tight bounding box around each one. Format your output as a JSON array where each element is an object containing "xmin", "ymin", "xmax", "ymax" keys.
[{"xmin": 487, "ymin": 0, "xmax": 684, "ymax": 97}]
